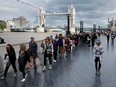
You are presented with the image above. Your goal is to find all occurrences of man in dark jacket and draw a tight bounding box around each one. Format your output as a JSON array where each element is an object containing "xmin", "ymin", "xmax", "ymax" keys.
[{"xmin": 29, "ymin": 37, "xmax": 38, "ymax": 69}]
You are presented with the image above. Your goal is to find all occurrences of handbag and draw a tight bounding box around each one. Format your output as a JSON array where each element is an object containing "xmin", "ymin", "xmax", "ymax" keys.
[
  {"xmin": 35, "ymin": 58, "xmax": 41, "ymax": 67},
  {"xmin": 60, "ymin": 47, "xmax": 65, "ymax": 54},
  {"xmin": 25, "ymin": 56, "xmax": 33, "ymax": 69},
  {"xmin": 25, "ymin": 61, "xmax": 33, "ymax": 69}
]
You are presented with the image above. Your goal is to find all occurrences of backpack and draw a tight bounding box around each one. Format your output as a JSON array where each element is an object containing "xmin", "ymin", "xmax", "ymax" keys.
[
  {"xmin": 53, "ymin": 40, "xmax": 58, "ymax": 46},
  {"xmin": 72, "ymin": 40, "xmax": 75, "ymax": 44},
  {"xmin": 46, "ymin": 43, "xmax": 52, "ymax": 54},
  {"xmin": 58, "ymin": 39, "xmax": 63, "ymax": 46}
]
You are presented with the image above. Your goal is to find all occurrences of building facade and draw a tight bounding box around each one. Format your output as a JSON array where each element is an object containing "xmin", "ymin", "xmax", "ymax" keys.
[{"xmin": 6, "ymin": 16, "xmax": 30, "ymax": 31}]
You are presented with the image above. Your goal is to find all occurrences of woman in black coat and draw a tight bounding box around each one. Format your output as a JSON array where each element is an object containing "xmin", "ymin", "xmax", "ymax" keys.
[
  {"xmin": 1, "ymin": 44, "xmax": 17, "ymax": 80},
  {"xmin": 18, "ymin": 44, "xmax": 30, "ymax": 82}
]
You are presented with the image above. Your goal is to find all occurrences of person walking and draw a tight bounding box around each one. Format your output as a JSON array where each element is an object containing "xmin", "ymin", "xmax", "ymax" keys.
[
  {"xmin": 43, "ymin": 37, "xmax": 53, "ymax": 72},
  {"xmin": 87, "ymin": 35, "xmax": 91, "ymax": 47},
  {"xmin": 40, "ymin": 40, "xmax": 45, "ymax": 55},
  {"xmin": 58, "ymin": 34, "xmax": 65, "ymax": 55},
  {"xmin": 1, "ymin": 44, "xmax": 17, "ymax": 80},
  {"xmin": 64, "ymin": 36, "xmax": 70, "ymax": 57},
  {"xmin": 93, "ymin": 40, "xmax": 104, "ymax": 75},
  {"xmin": 29, "ymin": 37, "xmax": 38, "ymax": 69},
  {"xmin": 92, "ymin": 34, "xmax": 95, "ymax": 47},
  {"xmin": 18, "ymin": 44, "xmax": 30, "ymax": 82},
  {"xmin": 53, "ymin": 37, "xmax": 59, "ymax": 62},
  {"xmin": 106, "ymin": 33, "xmax": 110, "ymax": 43}
]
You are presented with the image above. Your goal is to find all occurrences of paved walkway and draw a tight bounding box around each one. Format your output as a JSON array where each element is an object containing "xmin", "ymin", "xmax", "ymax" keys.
[{"xmin": 0, "ymin": 35, "xmax": 116, "ymax": 87}]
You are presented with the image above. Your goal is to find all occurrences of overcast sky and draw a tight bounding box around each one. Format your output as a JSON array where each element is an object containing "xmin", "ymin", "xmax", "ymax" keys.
[{"xmin": 0, "ymin": 0, "xmax": 116, "ymax": 28}]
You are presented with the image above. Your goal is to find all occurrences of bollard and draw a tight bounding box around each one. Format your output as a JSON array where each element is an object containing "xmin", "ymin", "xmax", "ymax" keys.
[{"xmin": 0, "ymin": 55, "xmax": 4, "ymax": 74}]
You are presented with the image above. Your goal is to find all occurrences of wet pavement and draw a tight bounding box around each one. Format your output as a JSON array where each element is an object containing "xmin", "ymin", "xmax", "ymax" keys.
[{"xmin": 0, "ymin": 35, "xmax": 116, "ymax": 87}]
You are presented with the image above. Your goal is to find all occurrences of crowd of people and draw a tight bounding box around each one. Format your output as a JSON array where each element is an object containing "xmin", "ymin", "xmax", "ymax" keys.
[
  {"xmin": 105, "ymin": 31, "xmax": 116, "ymax": 43},
  {"xmin": 1, "ymin": 32, "xmax": 104, "ymax": 82},
  {"xmin": 1, "ymin": 37, "xmax": 38, "ymax": 82}
]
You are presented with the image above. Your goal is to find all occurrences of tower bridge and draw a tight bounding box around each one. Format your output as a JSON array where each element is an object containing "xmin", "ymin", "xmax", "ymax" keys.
[
  {"xmin": 7, "ymin": 0, "xmax": 76, "ymax": 33},
  {"xmin": 45, "ymin": 12, "xmax": 70, "ymax": 16},
  {"xmin": 37, "ymin": 4, "xmax": 76, "ymax": 33}
]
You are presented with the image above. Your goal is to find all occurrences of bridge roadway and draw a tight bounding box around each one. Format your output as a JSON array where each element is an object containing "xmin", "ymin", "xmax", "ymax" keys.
[{"xmin": 0, "ymin": 34, "xmax": 116, "ymax": 87}]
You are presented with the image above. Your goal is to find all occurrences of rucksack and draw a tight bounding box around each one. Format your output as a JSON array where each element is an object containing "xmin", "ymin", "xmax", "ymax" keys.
[
  {"xmin": 46, "ymin": 43, "xmax": 52, "ymax": 54},
  {"xmin": 58, "ymin": 39, "xmax": 63, "ymax": 46},
  {"xmin": 72, "ymin": 40, "xmax": 75, "ymax": 44}
]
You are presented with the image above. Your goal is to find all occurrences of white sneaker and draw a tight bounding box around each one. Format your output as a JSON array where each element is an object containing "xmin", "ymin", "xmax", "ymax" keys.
[
  {"xmin": 49, "ymin": 65, "xmax": 52, "ymax": 70},
  {"xmin": 1, "ymin": 76, "xmax": 5, "ymax": 80},
  {"xmin": 53, "ymin": 60, "xmax": 57, "ymax": 63},
  {"xmin": 95, "ymin": 70, "xmax": 101, "ymax": 75},
  {"xmin": 95, "ymin": 71, "xmax": 98, "ymax": 75},
  {"xmin": 98, "ymin": 71, "xmax": 101, "ymax": 75},
  {"xmin": 25, "ymin": 74, "xmax": 28, "ymax": 78},
  {"xmin": 21, "ymin": 78, "xmax": 26, "ymax": 82},
  {"xmin": 43, "ymin": 66, "xmax": 46, "ymax": 72}
]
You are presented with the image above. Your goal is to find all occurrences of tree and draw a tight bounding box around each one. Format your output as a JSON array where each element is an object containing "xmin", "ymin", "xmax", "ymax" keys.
[{"xmin": 0, "ymin": 20, "xmax": 6, "ymax": 30}]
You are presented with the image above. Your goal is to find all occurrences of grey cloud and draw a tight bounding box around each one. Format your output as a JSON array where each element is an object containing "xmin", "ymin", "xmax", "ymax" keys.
[
  {"xmin": 0, "ymin": 0, "xmax": 116, "ymax": 27},
  {"xmin": 45, "ymin": 0, "xmax": 116, "ymax": 26}
]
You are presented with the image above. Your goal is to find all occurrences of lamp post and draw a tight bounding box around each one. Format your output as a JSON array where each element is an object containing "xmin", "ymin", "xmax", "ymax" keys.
[
  {"xmin": 66, "ymin": 14, "xmax": 71, "ymax": 35},
  {"xmin": 93, "ymin": 24, "xmax": 96, "ymax": 32},
  {"xmin": 98, "ymin": 26, "xmax": 100, "ymax": 33},
  {"xmin": 80, "ymin": 20, "xmax": 84, "ymax": 33}
]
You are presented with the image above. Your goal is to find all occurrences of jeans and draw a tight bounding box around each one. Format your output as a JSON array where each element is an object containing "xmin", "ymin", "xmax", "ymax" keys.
[
  {"xmin": 95, "ymin": 57, "xmax": 101, "ymax": 71},
  {"xmin": 44, "ymin": 52, "xmax": 52, "ymax": 66}
]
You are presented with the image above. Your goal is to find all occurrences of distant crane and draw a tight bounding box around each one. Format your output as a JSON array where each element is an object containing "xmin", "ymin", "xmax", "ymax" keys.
[
  {"xmin": 17, "ymin": 0, "xmax": 45, "ymax": 32},
  {"xmin": 17, "ymin": 0, "xmax": 38, "ymax": 9}
]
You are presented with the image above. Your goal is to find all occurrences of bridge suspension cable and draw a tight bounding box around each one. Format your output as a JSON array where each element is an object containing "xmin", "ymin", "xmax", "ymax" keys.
[{"xmin": 17, "ymin": 0, "xmax": 38, "ymax": 9}]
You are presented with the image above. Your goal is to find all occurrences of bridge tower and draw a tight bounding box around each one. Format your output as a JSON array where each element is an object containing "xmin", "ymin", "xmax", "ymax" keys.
[
  {"xmin": 68, "ymin": 5, "xmax": 76, "ymax": 33},
  {"xmin": 36, "ymin": 7, "xmax": 45, "ymax": 32},
  {"xmin": 17, "ymin": 0, "xmax": 45, "ymax": 32},
  {"xmin": 108, "ymin": 18, "xmax": 116, "ymax": 31},
  {"xmin": 111, "ymin": 18, "xmax": 116, "ymax": 31}
]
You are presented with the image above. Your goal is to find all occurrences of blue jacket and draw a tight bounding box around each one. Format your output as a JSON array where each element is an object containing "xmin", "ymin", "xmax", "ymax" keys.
[{"xmin": 53, "ymin": 40, "xmax": 58, "ymax": 51}]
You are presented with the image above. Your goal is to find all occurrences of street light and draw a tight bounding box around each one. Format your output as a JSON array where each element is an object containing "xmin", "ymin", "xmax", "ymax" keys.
[
  {"xmin": 93, "ymin": 24, "xmax": 96, "ymax": 32},
  {"xmin": 98, "ymin": 26, "xmax": 100, "ymax": 33},
  {"xmin": 66, "ymin": 14, "xmax": 71, "ymax": 35},
  {"xmin": 80, "ymin": 20, "xmax": 84, "ymax": 33}
]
